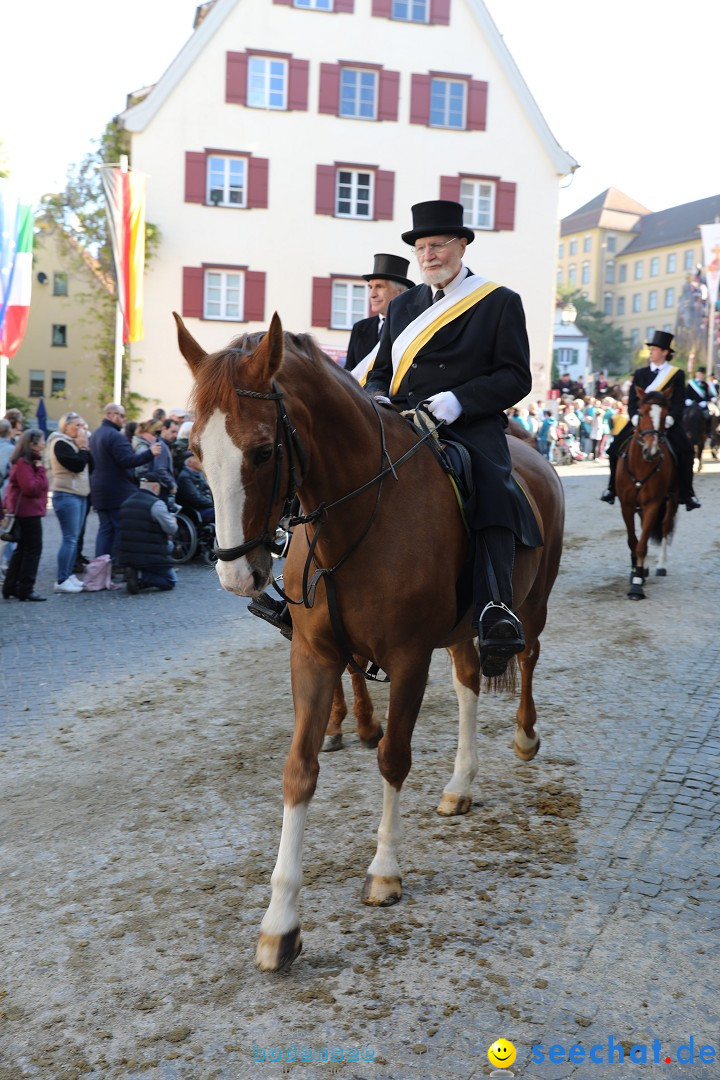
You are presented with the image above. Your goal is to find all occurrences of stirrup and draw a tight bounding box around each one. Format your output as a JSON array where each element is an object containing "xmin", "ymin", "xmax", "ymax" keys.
[{"xmin": 247, "ymin": 594, "xmax": 293, "ymax": 640}]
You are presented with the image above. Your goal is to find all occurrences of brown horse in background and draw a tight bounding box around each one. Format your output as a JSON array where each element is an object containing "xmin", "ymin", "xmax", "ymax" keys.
[
  {"xmin": 175, "ymin": 312, "xmax": 564, "ymax": 971},
  {"xmin": 617, "ymin": 387, "xmax": 678, "ymax": 599}
]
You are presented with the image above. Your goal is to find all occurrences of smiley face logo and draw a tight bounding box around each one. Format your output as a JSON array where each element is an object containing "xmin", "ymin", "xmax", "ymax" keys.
[{"xmin": 488, "ymin": 1039, "xmax": 517, "ymax": 1069}]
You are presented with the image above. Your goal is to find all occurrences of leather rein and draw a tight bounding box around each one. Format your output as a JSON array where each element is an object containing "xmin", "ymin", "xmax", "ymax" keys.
[
  {"xmin": 214, "ymin": 380, "xmax": 442, "ymax": 680},
  {"xmin": 621, "ymin": 422, "xmax": 669, "ymax": 489}
]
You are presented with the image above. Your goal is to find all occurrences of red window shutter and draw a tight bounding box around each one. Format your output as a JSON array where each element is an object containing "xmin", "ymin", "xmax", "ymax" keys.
[
  {"xmin": 244, "ymin": 271, "xmax": 266, "ymax": 322},
  {"xmin": 378, "ymin": 70, "xmax": 400, "ymax": 122},
  {"xmin": 183, "ymin": 268, "xmax": 204, "ymax": 319},
  {"xmin": 272, "ymin": 0, "xmax": 293, "ymax": 5},
  {"xmin": 315, "ymin": 165, "xmax": 337, "ymax": 216},
  {"xmin": 247, "ymin": 157, "xmax": 269, "ymax": 209},
  {"xmin": 439, "ymin": 175, "xmax": 461, "ymax": 201},
  {"xmin": 374, "ymin": 170, "xmax": 395, "ymax": 220},
  {"xmin": 495, "ymin": 181, "xmax": 516, "ymax": 231},
  {"xmin": 288, "ymin": 58, "xmax": 309, "ymax": 111},
  {"xmin": 429, "ymin": 0, "xmax": 450, "ymax": 23},
  {"xmin": 312, "ymin": 278, "xmax": 332, "ymax": 328},
  {"xmin": 185, "ymin": 152, "xmax": 207, "ymax": 204},
  {"xmin": 466, "ymin": 79, "xmax": 488, "ymax": 131},
  {"xmin": 410, "ymin": 74, "xmax": 431, "ymax": 125},
  {"xmin": 226, "ymin": 51, "xmax": 248, "ymax": 105},
  {"xmin": 318, "ymin": 63, "xmax": 340, "ymax": 115},
  {"xmin": 371, "ymin": 0, "xmax": 392, "ymax": 15},
  {"xmin": 334, "ymin": 0, "xmax": 355, "ymax": 10}
]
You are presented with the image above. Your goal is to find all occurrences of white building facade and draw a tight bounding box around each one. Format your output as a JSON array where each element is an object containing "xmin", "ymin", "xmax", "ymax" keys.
[{"xmin": 121, "ymin": 0, "xmax": 576, "ymax": 411}]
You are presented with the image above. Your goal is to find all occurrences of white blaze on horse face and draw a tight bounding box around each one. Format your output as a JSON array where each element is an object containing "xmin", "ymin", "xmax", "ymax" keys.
[
  {"xmin": 649, "ymin": 402, "xmax": 662, "ymax": 455},
  {"xmin": 200, "ymin": 409, "xmax": 254, "ymax": 595}
]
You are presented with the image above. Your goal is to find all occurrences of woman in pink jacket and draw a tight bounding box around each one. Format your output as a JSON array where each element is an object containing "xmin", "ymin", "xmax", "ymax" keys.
[{"xmin": 2, "ymin": 429, "xmax": 49, "ymax": 601}]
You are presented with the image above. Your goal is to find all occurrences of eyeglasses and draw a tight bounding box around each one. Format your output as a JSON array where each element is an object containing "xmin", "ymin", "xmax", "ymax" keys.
[{"xmin": 413, "ymin": 238, "xmax": 459, "ymax": 258}]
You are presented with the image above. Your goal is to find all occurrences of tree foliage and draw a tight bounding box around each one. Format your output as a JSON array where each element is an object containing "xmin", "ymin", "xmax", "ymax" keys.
[{"xmin": 558, "ymin": 288, "xmax": 631, "ymax": 375}]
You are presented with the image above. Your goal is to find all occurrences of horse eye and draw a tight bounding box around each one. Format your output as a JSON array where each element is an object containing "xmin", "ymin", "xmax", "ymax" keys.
[{"xmin": 250, "ymin": 445, "xmax": 273, "ymax": 467}]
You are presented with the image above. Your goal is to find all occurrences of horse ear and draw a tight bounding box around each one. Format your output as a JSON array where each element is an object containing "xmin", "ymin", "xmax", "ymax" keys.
[
  {"xmin": 245, "ymin": 312, "xmax": 284, "ymax": 384},
  {"xmin": 636, "ymin": 386, "xmax": 645, "ymax": 402},
  {"xmin": 173, "ymin": 312, "xmax": 206, "ymax": 375}
]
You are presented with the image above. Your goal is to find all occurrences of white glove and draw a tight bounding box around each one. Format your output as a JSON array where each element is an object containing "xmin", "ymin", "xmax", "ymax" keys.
[
  {"xmin": 700, "ymin": 400, "xmax": 709, "ymax": 408},
  {"xmin": 685, "ymin": 399, "xmax": 692, "ymax": 406},
  {"xmin": 425, "ymin": 391, "xmax": 462, "ymax": 424}
]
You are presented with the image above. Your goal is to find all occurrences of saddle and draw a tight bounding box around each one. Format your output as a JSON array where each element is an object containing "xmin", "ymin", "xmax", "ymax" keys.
[{"xmin": 404, "ymin": 406, "xmax": 474, "ymax": 521}]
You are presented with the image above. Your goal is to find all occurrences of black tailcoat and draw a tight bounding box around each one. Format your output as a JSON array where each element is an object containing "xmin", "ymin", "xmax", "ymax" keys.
[
  {"xmin": 345, "ymin": 315, "xmax": 381, "ymax": 372},
  {"xmin": 365, "ymin": 271, "xmax": 541, "ymax": 545},
  {"xmin": 685, "ymin": 377, "xmax": 713, "ymax": 406}
]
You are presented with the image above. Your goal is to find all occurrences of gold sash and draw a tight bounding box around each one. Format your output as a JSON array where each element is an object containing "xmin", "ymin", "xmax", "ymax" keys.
[
  {"xmin": 389, "ymin": 281, "xmax": 500, "ymax": 396},
  {"xmin": 645, "ymin": 365, "xmax": 678, "ymax": 393}
]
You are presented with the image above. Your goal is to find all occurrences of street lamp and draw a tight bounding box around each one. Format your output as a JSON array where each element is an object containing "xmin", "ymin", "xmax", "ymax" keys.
[{"xmin": 560, "ymin": 302, "xmax": 577, "ymax": 326}]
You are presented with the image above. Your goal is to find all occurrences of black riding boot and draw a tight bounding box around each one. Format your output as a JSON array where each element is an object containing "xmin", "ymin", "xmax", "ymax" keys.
[
  {"xmin": 600, "ymin": 449, "xmax": 617, "ymax": 503},
  {"xmin": 472, "ymin": 527, "xmax": 524, "ymax": 678}
]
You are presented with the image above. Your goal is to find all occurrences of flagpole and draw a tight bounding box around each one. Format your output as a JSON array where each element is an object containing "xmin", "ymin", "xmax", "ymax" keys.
[
  {"xmin": 0, "ymin": 354, "xmax": 8, "ymax": 417},
  {"xmin": 113, "ymin": 154, "xmax": 129, "ymax": 404}
]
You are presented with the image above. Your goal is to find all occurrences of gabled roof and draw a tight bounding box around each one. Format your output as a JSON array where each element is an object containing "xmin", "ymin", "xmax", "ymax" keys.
[
  {"xmin": 620, "ymin": 193, "xmax": 720, "ymax": 255},
  {"xmin": 120, "ymin": 0, "xmax": 577, "ymax": 177},
  {"xmin": 560, "ymin": 187, "xmax": 652, "ymax": 237}
]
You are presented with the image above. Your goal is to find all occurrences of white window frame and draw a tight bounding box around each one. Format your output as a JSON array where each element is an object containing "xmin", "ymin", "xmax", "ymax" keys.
[
  {"xmin": 632, "ymin": 293, "xmax": 642, "ymax": 313},
  {"xmin": 207, "ymin": 155, "xmax": 247, "ymax": 208},
  {"xmin": 667, "ymin": 253, "xmax": 676, "ymax": 273},
  {"xmin": 339, "ymin": 68, "xmax": 378, "ymax": 121},
  {"xmin": 558, "ymin": 243, "xmax": 564, "ymax": 258},
  {"xmin": 650, "ymin": 256, "xmax": 659, "ymax": 277},
  {"xmin": 335, "ymin": 169, "xmax": 374, "ymax": 219},
  {"xmin": 569, "ymin": 239, "xmax": 578, "ymax": 256},
  {"xmin": 634, "ymin": 260, "xmax": 643, "ymax": 280},
  {"xmin": 331, "ymin": 280, "xmax": 367, "ymax": 329},
  {"xmin": 247, "ymin": 56, "xmax": 288, "ymax": 110},
  {"xmin": 295, "ymin": 0, "xmax": 332, "ymax": 7},
  {"xmin": 583, "ymin": 236, "xmax": 592, "ymax": 253},
  {"xmin": 618, "ymin": 264, "xmax": 627, "ymax": 283},
  {"xmin": 429, "ymin": 78, "xmax": 466, "ymax": 129},
  {"xmin": 617, "ymin": 296, "xmax": 625, "ymax": 315},
  {"xmin": 684, "ymin": 250, "xmax": 694, "ymax": 271},
  {"xmin": 603, "ymin": 292, "xmax": 612, "ymax": 315},
  {"xmin": 29, "ymin": 369, "xmax": 45, "ymax": 397},
  {"xmin": 460, "ymin": 179, "xmax": 495, "ymax": 230},
  {"xmin": 391, "ymin": 0, "xmax": 429, "ymax": 21},
  {"xmin": 581, "ymin": 261, "xmax": 590, "ymax": 285},
  {"xmin": 568, "ymin": 265, "xmax": 576, "ymax": 285},
  {"xmin": 664, "ymin": 287, "xmax": 675, "ymax": 308},
  {"xmin": 648, "ymin": 290, "xmax": 658, "ymax": 311},
  {"xmin": 204, "ymin": 270, "xmax": 245, "ymax": 321}
]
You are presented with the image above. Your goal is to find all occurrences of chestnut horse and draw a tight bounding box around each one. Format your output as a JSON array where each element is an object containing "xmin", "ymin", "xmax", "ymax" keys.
[
  {"xmin": 175, "ymin": 313, "xmax": 564, "ymax": 971},
  {"xmin": 617, "ymin": 387, "xmax": 679, "ymax": 599}
]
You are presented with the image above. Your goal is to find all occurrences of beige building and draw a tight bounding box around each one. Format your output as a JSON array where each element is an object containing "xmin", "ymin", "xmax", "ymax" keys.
[
  {"xmin": 559, "ymin": 189, "xmax": 720, "ymax": 365},
  {"xmin": 11, "ymin": 223, "xmax": 113, "ymax": 430},
  {"xmin": 120, "ymin": 0, "xmax": 576, "ymax": 410}
]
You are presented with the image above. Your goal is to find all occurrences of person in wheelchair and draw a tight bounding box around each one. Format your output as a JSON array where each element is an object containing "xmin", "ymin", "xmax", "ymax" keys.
[{"xmin": 176, "ymin": 451, "xmax": 214, "ymax": 523}]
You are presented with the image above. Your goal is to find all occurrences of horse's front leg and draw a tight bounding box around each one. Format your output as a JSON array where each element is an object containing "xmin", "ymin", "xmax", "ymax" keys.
[
  {"xmin": 437, "ymin": 639, "xmax": 479, "ymax": 815},
  {"xmin": 362, "ymin": 661, "xmax": 429, "ymax": 906},
  {"xmin": 256, "ymin": 654, "xmax": 343, "ymax": 971},
  {"xmin": 627, "ymin": 502, "xmax": 655, "ymax": 600}
]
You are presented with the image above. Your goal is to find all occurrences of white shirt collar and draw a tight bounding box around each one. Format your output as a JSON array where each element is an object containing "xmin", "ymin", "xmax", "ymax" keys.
[{"xmin": 650, "ymin": 360, "xmax": 670, "ymax": 374}]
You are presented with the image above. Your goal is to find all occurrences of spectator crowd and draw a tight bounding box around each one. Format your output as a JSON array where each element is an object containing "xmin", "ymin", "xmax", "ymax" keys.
[{"xmin": 1, "ymin": 403, "xmax": 214, "ymax": 603}]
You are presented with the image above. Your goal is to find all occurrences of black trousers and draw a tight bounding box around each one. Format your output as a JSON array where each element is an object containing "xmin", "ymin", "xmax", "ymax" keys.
[
  {"xmin": 4, "ymin": 516, "xmax": 43, "ymax": 599},
  {"xmin": 472, "ymin": 526, "xmax": 515, "ymax": 627},
  {"xmin": 607, "ymin": 422, "xmax": 695, "ymax": 500}
]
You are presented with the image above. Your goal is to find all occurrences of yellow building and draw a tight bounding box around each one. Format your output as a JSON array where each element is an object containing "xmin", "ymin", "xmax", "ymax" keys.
[
  {"xmin": 11, "ymin": 222, "xmax": 113, "ymax": 430},
  {"xmin": 559, "ymin": 189, "xmax": 720, "ymax": 366}
]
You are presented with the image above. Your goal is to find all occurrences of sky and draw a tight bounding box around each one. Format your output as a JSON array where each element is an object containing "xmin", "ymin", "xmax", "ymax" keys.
[{"xmin": 2, "ymin": 0, "xmax": 719, "ymax": 218}]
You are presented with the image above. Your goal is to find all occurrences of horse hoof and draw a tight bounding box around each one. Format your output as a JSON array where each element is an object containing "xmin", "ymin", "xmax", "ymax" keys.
[
  {"xmin": 627, "ymin": 591, "xmax": 645, "ymax": 600},
  {"xmin": 436, "ymin": 792, "xmax": 472, "ymax": 816},
  {"xmin": 321, "ymin": 733, "xmax": 343, "ymax": 752},
  {"xmin": 514, "ymin": 733, "xmax": 540, "ymax": 761},
  {"xmin": 359, "ymin": 724, "xmax": 383, "ymax": 749},
  {"xmin": 362, "ymin": 874, "xmax": 402, "ymax": 906},
  {"xmin": 655, "ymin": 568, "xmax": 667, "ymax": 577},
  {"xmin": 256, "ymin": 927, "xmax": 302, "ymax": 971}
]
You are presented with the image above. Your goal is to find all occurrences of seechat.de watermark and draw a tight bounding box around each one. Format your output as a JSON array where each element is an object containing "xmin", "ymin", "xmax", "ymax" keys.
[
  {"xmin": 531, "ymin": 1036, "xmax": 716, "ymax": 1068},
  {"xmin": 252, "ymin": 1043, "xmax": 375, "ymax": 1064}
]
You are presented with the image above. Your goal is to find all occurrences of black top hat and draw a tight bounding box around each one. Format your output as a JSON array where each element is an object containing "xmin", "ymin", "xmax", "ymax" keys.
[
  {"xmin": 645, "ymin": 330, "xmax": 674, "ymax": 354},
  {"xmin": 401, "ymin": 200, "xmax": 475, "ymax": 246},
  {"xmin": 361, "ymin": 253, "xmax": 415, "ymax": 289}
]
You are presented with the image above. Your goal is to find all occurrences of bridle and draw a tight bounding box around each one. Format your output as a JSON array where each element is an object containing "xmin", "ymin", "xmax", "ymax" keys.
[
  {"xmin": 213, "ymin": 380, "xmax": 307, "ymax": 562},
  {"xmin": 622, "ymin": 410, "xmax": 669, "ymax": 487}
]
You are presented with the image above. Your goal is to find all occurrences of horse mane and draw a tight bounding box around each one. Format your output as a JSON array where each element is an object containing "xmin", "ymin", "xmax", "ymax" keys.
[
  {"xmin": 641, "ymin": 391, "xmax": 670, "ymax": 409},
  {"xmin": 190, "ymin": 328, "xmax": 365, "ymax": 421}
]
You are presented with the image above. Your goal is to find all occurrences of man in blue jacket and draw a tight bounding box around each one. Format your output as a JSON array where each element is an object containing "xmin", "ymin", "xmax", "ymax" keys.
[{"xmin": 89, "ymin": 403, "xmax": 161, "ymax": 562}]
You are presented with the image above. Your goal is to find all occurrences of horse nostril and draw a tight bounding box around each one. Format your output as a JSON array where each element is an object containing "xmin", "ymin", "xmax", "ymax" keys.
[{"xmin": 252, "ymin": 568, "xmax": 266, "ymax": 592}]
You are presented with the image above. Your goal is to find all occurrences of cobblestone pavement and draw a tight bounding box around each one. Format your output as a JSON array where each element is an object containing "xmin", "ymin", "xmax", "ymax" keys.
[{"xmin": 1, "ymin": 459, "xmax": 719, "ymax": 1080}]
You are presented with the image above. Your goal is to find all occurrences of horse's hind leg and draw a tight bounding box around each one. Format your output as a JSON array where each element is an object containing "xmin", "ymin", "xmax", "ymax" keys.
[
  {"xmin": 363, "ymin": 657, "xmax": 430, "ymax": 907},
  {"xmin": 323, "ymin": 682, "xmax": 348, "ymax": 752},
  {"xmin": 350, "ymin": 664, "xmax": 383, "ymax": 748},
  {"xmin": 437, "ymin": 639, "xmax": 479, "ymax": 815}
]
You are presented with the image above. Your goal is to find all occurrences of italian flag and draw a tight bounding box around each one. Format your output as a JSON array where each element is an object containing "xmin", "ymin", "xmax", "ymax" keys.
[{"xmin": 0, "ymin": 184, "xmax": 34, "ymax": 358}]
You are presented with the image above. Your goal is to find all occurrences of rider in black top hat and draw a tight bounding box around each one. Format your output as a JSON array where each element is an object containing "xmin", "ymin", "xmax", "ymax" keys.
[
  {"xmin": 345, "ymin": 254, "xmax": 415, "ymax": 374},
  {"xmin": 600, "ymin": 331, "xmax": 700, "ymax": 510}
]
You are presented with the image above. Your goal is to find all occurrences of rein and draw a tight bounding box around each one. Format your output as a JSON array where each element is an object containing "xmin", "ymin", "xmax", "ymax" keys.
[
  {"xmin": 622, "ymin": 423, "xmax": 668, "ymax": 489},
  {"xmin": 215, "ymin": 380, "xmax": 443, "ymax": 681}
]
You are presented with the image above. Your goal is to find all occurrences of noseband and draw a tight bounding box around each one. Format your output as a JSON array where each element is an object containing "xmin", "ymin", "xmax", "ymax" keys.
[{"xmin": 213, "ymin": 380, "xmax": 307, "ymax": 562}]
